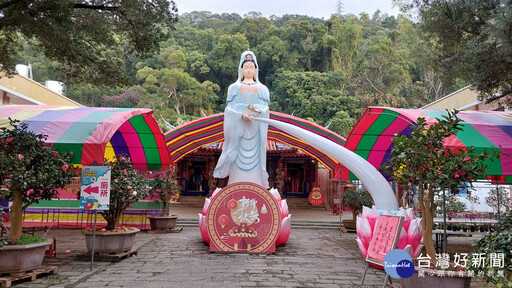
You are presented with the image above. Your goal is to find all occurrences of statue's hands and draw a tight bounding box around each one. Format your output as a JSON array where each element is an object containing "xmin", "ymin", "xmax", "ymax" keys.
[
  {"xmin": 247, "ymin": 104, "xmax": 261, "ymax": 114},
  {"xmin": 242, "ymin": 113, "xmax": 252, "ymax": 122}
]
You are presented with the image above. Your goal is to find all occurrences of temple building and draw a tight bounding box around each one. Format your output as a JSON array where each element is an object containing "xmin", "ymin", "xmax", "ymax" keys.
[
  {"xmin": 165, "ymin": 111, "xmax": 347, "ymax": 209},
  {"xmin": 177, "ymin": 140, "xmax": 320, "ymax": 198}
]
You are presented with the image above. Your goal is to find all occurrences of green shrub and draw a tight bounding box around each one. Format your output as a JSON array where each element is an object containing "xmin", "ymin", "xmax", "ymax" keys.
[
  {"xmin": 469, "ymin": 210, "xmax": 512, "ymax": 286},
  {"xmin": 342, "ymin": 187, "xmax": 373, "ymax": 220},
  {"xmin": 16, "ymin": 234, "xmax": 47, "ymax": 245}
]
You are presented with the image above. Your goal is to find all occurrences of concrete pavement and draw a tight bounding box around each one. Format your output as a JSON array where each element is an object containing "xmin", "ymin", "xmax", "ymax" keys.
[
  {"xmin": 25, "ymin": 227, "xmax": 385, "ymax": 288},
  {"xmin": 9, "ymin": 208, "xmax": 493, "ymax": 287}
]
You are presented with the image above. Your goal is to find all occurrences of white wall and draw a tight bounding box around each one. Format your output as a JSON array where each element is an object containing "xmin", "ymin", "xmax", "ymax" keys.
[{"xmin": 455, "ymin": 180, "xmax": 510, "ymax": 213}]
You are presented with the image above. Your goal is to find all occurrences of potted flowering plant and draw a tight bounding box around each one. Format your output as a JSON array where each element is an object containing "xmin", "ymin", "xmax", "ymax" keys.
[
  {"xmin": 342, "ymin": 187, "xmax": 373, "ymax": 220},
  {"xmin": 147, "ymin": 169, "xmax": 181, "ymax": 231},
  {"xmin": 382, "ymin": 110, "xmax": 495, "ymax": 266},
  {"xmin": 82, "ymin": 155, "xmax": 148, "ymax": 254},
  {"xmin": 0, "ymin": 119, "xmax": 76, "ymax": 273},
  {"xmin": 341, "ymin": 187, "xmax": 373, "ymax": 229}
]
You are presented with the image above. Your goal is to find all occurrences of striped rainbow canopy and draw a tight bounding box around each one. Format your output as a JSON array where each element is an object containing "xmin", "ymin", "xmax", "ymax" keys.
[
  {"xmin": 344, "ymin": 107, "xmax": 512, "ymax": 182},
  {"xmin": 0, "ymin": 105, "xmax": 170, "ymax": 171},
  {"xmin": 165, "ymin": 111, "xmax": 346, "ymax": 173}
]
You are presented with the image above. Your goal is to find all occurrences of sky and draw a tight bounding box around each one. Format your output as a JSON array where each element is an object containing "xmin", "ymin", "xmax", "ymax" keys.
[{"xmin": 175, "ymin": 0, "xmax": 401, "ymax": 19}]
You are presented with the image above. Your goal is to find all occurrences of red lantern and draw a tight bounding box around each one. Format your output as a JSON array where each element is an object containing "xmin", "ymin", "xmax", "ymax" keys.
[
  {"xmin": 227, "ymin": 199, "xmax": 237, "ymax": 210},
  {"xmin": 218, "ymin": 214, "xmax": 229, "ymax": 228}
]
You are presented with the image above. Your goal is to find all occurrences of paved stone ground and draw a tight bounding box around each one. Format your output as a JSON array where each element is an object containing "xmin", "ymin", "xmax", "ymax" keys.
[
  {"xmin": 15, "ymin": 228, "xmax": 387, "ymax": 288},
  {"xmin": 7, "ymin": 207, "xmax": 495, "ymax": 287}
]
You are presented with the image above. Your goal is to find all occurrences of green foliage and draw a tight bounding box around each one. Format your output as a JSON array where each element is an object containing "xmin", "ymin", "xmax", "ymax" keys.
[
  {"xmin": 342, "ymin": 187, "xmax": 373, "ymax": 219},
  {"xmin": 136, "ymin": 62, "xmax": 220, "ymax": 117},
  {"xmin": 401, "ymin": 0, "xmax": 512, "ymax": 105},
  {"xmin": 383, "ymin": 111, "xmax": 491, "ymax": 193},
  {"xmin": 0, "ymin": 119, "xmax": 76, "ymax": 207},
  {"xmin": 382, "ymin": 110, "xmax": 497, "ymax": 260},
  {"xmin": 0, "ymin": 118, "xmax": 77, "ymax": 242},
  {"xmin": 15, "ymin": 234, "xmax": 47, "ymax": 245},
  {"xmin": 0, "ymin": 0, "xmax": 178, "ymax": 86},
  {"xmin": 485, "ymin": 187, "xmax": 512, "ymax": 215},
  {"xmin": 101, "ymin": 155, "xmax": 149, "ymax": 230},
  {"xmin": 14, "ymin": 8, "xmax": 463, "ymax": 133},
  {"xmin": 434, "ymin": 194, "xmax": 467, "ymax": 215},
  {"xmin": 149, "ymin": 169, "xmax": 181, "ymax": 216},
  {"xmin": 469, "ymin": 210, "xmax": 512, "ymax": 286}
]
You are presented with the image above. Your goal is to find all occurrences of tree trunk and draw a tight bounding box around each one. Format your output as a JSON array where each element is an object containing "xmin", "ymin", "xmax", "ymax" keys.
[
  {"xmin": 8, "ymin": 190, "xmax": 23, "ymax": 242},
  {"xmin": 162, "ymin": 201, "xmax": 169, "ymax": 216},
  {"xmin": 106, "ymin": 216, "xmax": 118, "ymax": 230},
  {"xmin": 351, "ymin": 209, "xmax": 357, "ymax": 220},
  {"xmin": 421, "ymin": 188, "xmax": 437, "ymax": 266},
  {"xmin": 104, "ymin": 207, "xmax": 124, "ymax": 230}
]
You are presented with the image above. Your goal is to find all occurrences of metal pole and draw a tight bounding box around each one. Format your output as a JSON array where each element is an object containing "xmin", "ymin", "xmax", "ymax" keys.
[
  {"xmin": 360, "ymin": 262, "xmax": 369, "ymax": 286},
  {"xmin": 442, "ymin": 189, "xmax": 447, "ymax": 254},
  {"xmin": 496, "ymin": 184, "xmax": 501, "ymax": 222},
  {"xmin": 338, "ymin": 181, "xmax": 342, "ymax": 236},
  {"xmin": 91, "ymin": 209, "xmax": 97, "ymax": 271}
]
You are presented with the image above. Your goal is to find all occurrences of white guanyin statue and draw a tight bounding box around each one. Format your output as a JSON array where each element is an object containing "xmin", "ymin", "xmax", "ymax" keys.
[{"xmin": 213, "ymin": 51, "xmax": 270, "ymax": 189}]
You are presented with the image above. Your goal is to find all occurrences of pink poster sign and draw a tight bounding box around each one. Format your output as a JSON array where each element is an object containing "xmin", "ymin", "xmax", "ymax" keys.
[{"xmin": 366, "ymin": 215, "xmax": 404, "ymax": 265}]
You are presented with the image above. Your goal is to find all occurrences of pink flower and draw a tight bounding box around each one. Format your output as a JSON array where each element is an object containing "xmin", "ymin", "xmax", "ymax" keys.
[
  {"xmin": 62, "ymin": 164, "xmax": 69, "ymax": 171},
  {"xmin": 52, "ymin": 152, "xmax": 58, "ymax": 157},
  {"xmin": 123, "ymin": 169, "xmax": 127, "ymax": 174},
  {"xmin": 119, "ymin": 156, "xmax": 126, "ymax": 161},
  {"xmin": 17, "ymin": 154, "xmax": 23, "ymax": 160},
  {"xmin": 6, "ymin": 137, "xmax": 13, "ymax": 143},
  {"xmin": 114, "ymin": 179, "xmax": 118, "ymax": 183},
  {"xmin": 454, "ymin": 173, "xmax": 460, "ymax": 178},
  {"xmin": 127, "ymin": 185, "xmax": 132, "ymax": 190},
  {"xmin": 65, "ymin": 250, "xmax": 71, "ymax": 253},
  {"xmin": 468, "ymin": 176, "xmax": 472, "ymax": 179}
]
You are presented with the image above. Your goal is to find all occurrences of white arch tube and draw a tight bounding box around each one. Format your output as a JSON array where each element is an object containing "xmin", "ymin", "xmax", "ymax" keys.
[{"xmin": 253, "ymin": 117, "xmax": 398, "ymax": 210}]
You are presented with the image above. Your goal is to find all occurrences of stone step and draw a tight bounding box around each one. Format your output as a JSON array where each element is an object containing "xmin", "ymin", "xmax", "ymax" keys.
[
  {"xmin": 176, "ymin": 218, "xmax": 341, "ymax": 230},
  {"xmin": 172, "ymin": 196, "xmax": 207, "ymax": 208},
  {"xmin": 174, "ymin": 196, "xmax": 327, "ymax": 210}
]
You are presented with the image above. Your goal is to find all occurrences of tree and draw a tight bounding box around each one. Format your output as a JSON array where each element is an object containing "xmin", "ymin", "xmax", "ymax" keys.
[
  {"xmin": 328, "ymin": 110, "xmax": 356, "ymax": 137},
  {"xmin": 485, "ymin": 186, "xmax": 511, "ymax": 215},
  {"xmin": 326, "ymin": 15, "xmax": 362, "ymax": 76},
  {"xmin": 0, "ymin": 119, "xmax": 76, "ymax": 242},
  {"xmin": 149, "ymin": 169, "xmax": 181, "ymax": 216},
  {"xmin": 235, "ymin": 17, "xmax": 273, "ymax": 48},
  {"xmin": 399, "ymin": 0, "xmax": 512, "ymax": 106},
  {"xmin": 353, "ymin": 33, "xmax": 412, "ymax": 96},
  {"xmin": 102, "ymin": 155, "xmax": 148, "ymax": 230},
  {"xmin": 0, "ymin": 0, "xmax": 178, "ymax": 85},
  {"xmin": 206, "ymin": 34, "xmax": 250, "ymax": 95},
  {"xmin": 382, "ymin": 111, "xmax": 494, "ymax": 264},
  {"xmin": 136, "ymin": 66, "xmax": 219, "ymax": 117},
  {"xmin": 100, "ymin": 86, "xmax": 142, "ymax": 108}
]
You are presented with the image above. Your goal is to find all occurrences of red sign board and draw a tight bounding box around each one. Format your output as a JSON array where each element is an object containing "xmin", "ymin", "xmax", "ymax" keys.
[
  {"xmin": 366, "ymin": 215, "xmax": 404, "ymax": 265},
  {"xmin": 308, "ymin": 187, "xmax": 324, "ymax": 206},
  {"xmin": 207, "ymin": 182, "xmax": 281, "ymax": 253}
]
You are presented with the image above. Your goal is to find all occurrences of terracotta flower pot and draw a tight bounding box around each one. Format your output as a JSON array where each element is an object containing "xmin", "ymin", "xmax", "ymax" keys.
[
  {"xmin": 148, "ymin": 215, "xmax": 178, "ymax": 230},
  {"xmin": 342, "ymin": 219, "xmax": 357, "ymax": 230},
  {"xmin": 0, "ymin": 238, "xmax": 53, "ymax": 274},
  {"xmin": 82, "ymin": 228, "xmax": 139, "ymax": 254}
]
